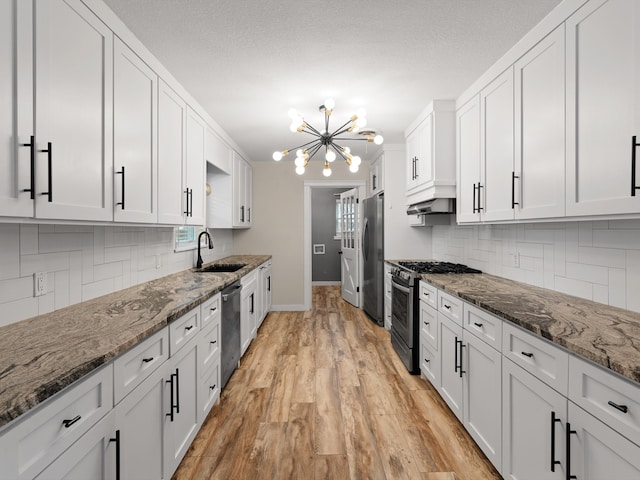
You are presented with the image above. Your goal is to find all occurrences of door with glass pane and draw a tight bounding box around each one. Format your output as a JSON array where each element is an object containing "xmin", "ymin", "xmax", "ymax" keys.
[{"xmin": 340, "ymin": 188, "xmax": 359, "ymax": 307}]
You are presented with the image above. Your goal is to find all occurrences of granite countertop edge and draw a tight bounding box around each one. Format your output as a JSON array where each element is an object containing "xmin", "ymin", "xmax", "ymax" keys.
[
  {"xmin": 386, "ymin": 260, "xmax": 640, "ymax": 386},
  {"xmin": 0, "ymin": 254, "xmax": 271, "ymax": 430}
]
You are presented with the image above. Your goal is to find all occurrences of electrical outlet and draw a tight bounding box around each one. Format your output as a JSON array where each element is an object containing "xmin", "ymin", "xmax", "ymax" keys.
[
  {"xmin": 507, "ymin": 252, "xmax": 520, "ymax": 268},
  {"xmin": 155, "ymin": 255, "xmax": 161, "ymax": 269},
  {"xmin": 34, "ymin": 272, "xmax": 46, "ymax": 297}
]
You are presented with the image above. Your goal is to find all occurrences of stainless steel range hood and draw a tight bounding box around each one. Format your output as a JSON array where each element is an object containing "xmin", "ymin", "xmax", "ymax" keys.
[{"xmin": 406, "ymin": 198, "xmax": 455, "ymax": 215}]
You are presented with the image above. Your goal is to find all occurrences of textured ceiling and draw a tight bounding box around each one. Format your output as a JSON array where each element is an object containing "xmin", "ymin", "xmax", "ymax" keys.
[{"xmin": 103, "ymin": 0, "xmax": 562, "ymax": 164}]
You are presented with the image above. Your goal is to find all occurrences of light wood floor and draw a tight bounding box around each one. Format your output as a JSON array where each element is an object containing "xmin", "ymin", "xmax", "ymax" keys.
[{"xmin": 173, "ymin": 286, "xmax": 501, "ymax": 480}]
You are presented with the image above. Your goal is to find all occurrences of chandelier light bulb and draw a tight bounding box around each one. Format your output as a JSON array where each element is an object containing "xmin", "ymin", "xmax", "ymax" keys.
[
  {"xmin": 295, "ymin": 165, "xmax": 305, "ymax": 175},
  {"xmin": 272, "ymin": 151, "xmax": 283, "ymax": 161},
  {"xmin": 290, "ymin": 123, "xmax": 298, "ymax": 132},
  {"xmin": 287, "ymin": 108, "xmax": 298, "ymax": 119},
  {"xmin": 325, "ymin": 150, "xmax": 336, "ymax": 162},
  {"xmin": 323, "ymin": 163, "xmax": 332, "ymax": 177},
  {"xmin": 342, "ymin": 146, "xmax": 350, "ymax": 154},
  {"xmin": 349, "ymin": 163, "xmax": 359, "ymax": 173},
  {"xmin": 356, "ymin": 117, "xmax": 367, "ymax": 128},
  {"xmin": 352, "ymin": 155, "xmax": 362, "ymax": 166},
  {"xmin": 294, "ymin": 156, "xmax": 305, "ymax": 167},
  {"xmin": 374, "ymin": 134, "xmax": 384, "ymax": 145},
  {"xmin": 324, "ymin": 98, "xmax": 335, "ymax": 110},
  {"xmin": 355, "ymin": 107, "xmax": 367, "ymax": 119}
]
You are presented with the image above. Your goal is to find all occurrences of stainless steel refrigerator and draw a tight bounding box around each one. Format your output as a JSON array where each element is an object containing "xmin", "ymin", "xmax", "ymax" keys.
[{"xmin": 362, "ymin": 193, "xmax": 384, "ymax": 326}]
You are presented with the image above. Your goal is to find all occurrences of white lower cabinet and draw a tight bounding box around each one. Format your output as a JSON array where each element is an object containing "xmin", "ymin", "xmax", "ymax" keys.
[
  {"xmin": 257, "ymin": 260, "xmax": 272, "ymax": 328},
  {"xmin": 438, "ymin": 315, "xmax": 464, "ymax": 420},
  {"xmin": 502, "ymin": 357, "xmax": 567, "ymax": 480},
  {"xmin": 240, "ymin": 271, "xmax": 258, "ymax": 356},
  {"xmin": 35, "ymin": 410, "xmax": 117, "ymax": 480}
]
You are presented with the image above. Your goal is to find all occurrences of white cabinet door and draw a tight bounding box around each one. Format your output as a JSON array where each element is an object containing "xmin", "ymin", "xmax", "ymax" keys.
[
  {"xmin": 185, "ymin": 107, "xmax": 205, "ymax": 226},
  {"xmin": 205, "ymin": 127, "xmax": 232, "ymax": 174},
  {"xmin": 164, "ymin": 339, "xmax": 199, "ymax": 477},
  {"xmin": 245, "ymin": 159, "xmax": 252, "ymax": 226},
  {"xmin": 438, "ymin": 314, "xmax": 463, "ymax": 421},
  {"xmin": 502, "ymin": 358, "xmax": 566, "ymax": 480},
  {"xmin": 406, "ymin": 115, "xmax": 432, "ymax": 192},
  {"xmin": 113, "ymin": 38, "xmax": 157, "ymax": 223},
  {"xmin": 0, "ymin": 0, "xmax": 33, "ymax": 217},
  {"xmin": 157, "ymin": 79, "xmax": 186, "ymax": 225},
  {"xmin": 232, "ymin": 153, "xmax": 252, "ymax": 227},
  {"xmin": 34, "ymin": 0, "xmax": 113, "ymax": 221},
  {"xmin": 566, "ymin": 0, "xmax": 640, "ymax": 216},
  {"xmin": 567, "ymin": 401, "xmax": 640, "ymax": 480},
  {"xmin": 481, "ymin": 68, "xmax": 515, "ymax": 222},
  {"xmin": 35, "ymin": 411, "xmax": 117, "ymax": 480},
  {"xmin": 115, "ymin": 360, "xmax": 168, "ymax": 480},
  {"xmin": 369, "ymin": 151, "xmax": 384, "ymax": 196},
  {"xmin": 514, "ymin": 26, "xmax": 565, "ymax": 220},
  {"xmin": 463, "ymin": 332, "xmax": 502, "ymax": 470},
  {"xmin": 240, "ymin": 277, "xmax": 257, "ymax": 356},
  {"xmin": 456, "ymin": 95, "xmax": 481, "ymax": 223}
]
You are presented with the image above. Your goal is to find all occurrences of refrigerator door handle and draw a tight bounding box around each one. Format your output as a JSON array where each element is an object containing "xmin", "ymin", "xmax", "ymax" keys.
[{"xmin": 362, "ymin": 218, "xmax": 369, "ymax": 261}]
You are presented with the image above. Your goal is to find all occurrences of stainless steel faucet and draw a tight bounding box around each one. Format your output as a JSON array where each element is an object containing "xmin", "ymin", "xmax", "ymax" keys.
[{"xmin": 196, "ymin": 231, "xmax": 214, "ymax": 268}]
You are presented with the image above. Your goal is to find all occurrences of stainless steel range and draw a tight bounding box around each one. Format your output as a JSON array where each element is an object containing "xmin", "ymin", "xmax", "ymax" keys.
[{"xmin": 390, "ymin": 261, "xmax": 481, "ymax": 374}]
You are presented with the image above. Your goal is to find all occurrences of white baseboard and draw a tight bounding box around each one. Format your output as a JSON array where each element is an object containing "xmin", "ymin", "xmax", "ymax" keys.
[
  {"xmin": 270, "ymin": 304, "xmax": 308, "ymax": 312},
  {"xmin": 311, "ymin": 281, "xmax": 341, "ymax": 286}
]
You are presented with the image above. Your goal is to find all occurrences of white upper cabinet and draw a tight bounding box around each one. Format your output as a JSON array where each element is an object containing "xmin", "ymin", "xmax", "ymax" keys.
[
  {"xmin": 481, "ymin": 68, "xmax": 515, "ymax": 222},
  {"xmin": 205, "ymin": 127, "xmax": 232, "ymax": 174},
  {"xmin": 405, "ymin": 100, "xmax": 456, "ymax": 205},
  {"xmin": 157, "ymin": 80, "xmax": 186, "ymax": 225},
  {"xmin": 113, "ymin": 38, "xmax": 158, "ymax": 223},
  {"xmin": 566, "ymin": 0, "xmax": 640, "ymax": 216},
  {"xmin": 233, "ymin": 152, "xmax": 252, "ymax": 228},
  {"xmin": 34, "ymin": 0, "xmax": 114, "ymax": 221},
  {"xmin": 0, "ymin": 0, "xmax": 33, "ymax": 218},
  {"xmin": 514, "ymin": 26, "xmax": 565, "ymax": 220},
  {"xmin": 185, "ymin": 107, "xmax": 205, "ymax": 225},
  {"xmin": 456, "ymin": 95, "xmax": 482, "ymax": 223}
]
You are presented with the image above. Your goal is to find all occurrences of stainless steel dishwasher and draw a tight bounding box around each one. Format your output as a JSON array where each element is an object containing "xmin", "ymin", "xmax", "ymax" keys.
[{"xmin": 221, "ymin": 280, "xmax": 242, "ymax": 389}]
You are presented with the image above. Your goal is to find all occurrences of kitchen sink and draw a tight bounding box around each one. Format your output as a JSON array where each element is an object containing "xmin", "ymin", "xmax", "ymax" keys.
[{"xmin": 198, "ymin": 263, "xmax": 246, "ymax": 273}]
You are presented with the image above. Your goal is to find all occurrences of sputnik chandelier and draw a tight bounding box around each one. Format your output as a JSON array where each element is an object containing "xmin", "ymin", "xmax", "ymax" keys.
[{"xmin": 272, "ymin": 98, "xmax": 384, "ymax": 177}]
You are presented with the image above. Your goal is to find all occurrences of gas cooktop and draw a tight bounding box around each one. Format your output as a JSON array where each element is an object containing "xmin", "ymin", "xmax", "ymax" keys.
[{"xmin": 397, "ymin": 261, "xmax": 482, "ymax": 274}]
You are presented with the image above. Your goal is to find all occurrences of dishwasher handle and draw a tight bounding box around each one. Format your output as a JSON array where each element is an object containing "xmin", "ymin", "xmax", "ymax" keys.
[{"xmin": 222, "ymin": 284, "xmax": 242, "ymax": 302}]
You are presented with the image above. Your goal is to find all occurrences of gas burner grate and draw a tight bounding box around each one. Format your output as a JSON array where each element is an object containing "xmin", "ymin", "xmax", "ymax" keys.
[{"xmin": 398, "ymin": 261, "xmax": 482, "ymax": 274}]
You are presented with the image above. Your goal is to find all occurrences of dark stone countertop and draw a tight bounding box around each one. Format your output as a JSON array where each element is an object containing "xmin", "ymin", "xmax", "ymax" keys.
[
  {"xmin": 0, "ymin": 255, "xmax": 271, "ymax": 430},
  {"xmin": 386, "ymin": 260, "xmax": 640, "ymax": 385}
]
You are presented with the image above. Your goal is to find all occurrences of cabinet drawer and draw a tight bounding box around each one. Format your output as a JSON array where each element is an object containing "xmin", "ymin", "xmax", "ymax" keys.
[
  {"xmin": 200, "ymin": 293, "xmax": 221, "ymax": 331},
  {"xmin": 419, "ymin": 299, "xmax": 438, "ymax": 350},
  {"xmin": 198, "ymin": 360, "xmax": 221, "ymax": 424},
  {"xmin": 113, "ymin": 327, "xmax": 169, "ymax": 404},
  {"xmin": 420, "ymin": 341, "xmax": 440, "ymax": 388},
  {"xmin": 437, "ymin": 290, "xmax": 463, "ymax": 326},
  {"xmin": 169, "ymin": 307, "xmax": 200, "ymax": 356},
  {"xmin": 419, "ymin": 281, "xmax": 437, "ymax": 310},
  {"xmin": 502, "ymin": 322, "xmax": 568, "ymax": 395},
  {"xmin": 198, "ymin": 320, "xmax": 221, "ymax": 377},
  {"xmin": 0, "ymin": 365, "xmax": 113, "ymax": 480},
  {"xmin": 463, "ymin": 303, "xmax": 502, "ymax": 352},
  {"xmin": 569, "ymin": 355, "xmax": 640, "ymax": 447}
]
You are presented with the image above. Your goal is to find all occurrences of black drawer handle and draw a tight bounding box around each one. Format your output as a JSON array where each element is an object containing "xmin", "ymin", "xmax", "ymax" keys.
[
  {"xmin": 39, "ymin": 142, "xmax": 53, "ymax": 202},
  {"xmin": 20, "ymin": 135, "xmax": 35, "ymax": 199},
  {"xmin": 210, "ymin": 306, "xmax": 217, "ymax": 312},
  {"xmin": 423, "ymin": 321, "xmax": 429, "ymax": 326},
  {"xmin": 608, "ymin": 400, "xmax": 628, "ymax": 414},
  {"xmin": 62, "ymin": 415, "xmax": 81, "ymax": 428},
  {"xmin": 142, "ymin": 357, "xmax": 154, "ymax": 363},
  {"xmin": 209, "ymin": 384, "xmax": 217, "ymax": 391},
  {"xmin": 473, "ymin": 322, "xmax": 483, "ymax": 328},
  {"xmin": 632, "ymin": 135, "xmax": 639, "ymax": 196},
  {"xmin": 109, "ymin": 430, "xmax": 121, "ymax": 480},
  {"xmin": 521, "ymin": 351, "xmax": 534, "ymax": 358},
  {"xmin": 116, "ymin": 166, "xmax": 125, "ymax": 209},
  {"xmin": 424, "ymin": 358, "xmax": 430, "ymax": 363},
  {"xmin": 443, "ymin": 304, "xmax": 451, "ymax": 310},
  {"xmin": 185, "ymin": 325, "xmax": 194, "ymax": 331},
  {"xmin": 210, "ymin": 340, "xmax": 217, "ymax": 345},
  {"xmin": 551, "ymin": 411, "xmax": 562, "ymax": 472}
]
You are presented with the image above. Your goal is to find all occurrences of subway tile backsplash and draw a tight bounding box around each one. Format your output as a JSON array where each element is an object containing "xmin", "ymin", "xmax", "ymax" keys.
[
  {"xmin": 431, "ymin": 220, "xmax": 640, "ymax": 314},
  {"xmin": 0, "ymin": 224, "xmax": 232, "ymax": 327}
]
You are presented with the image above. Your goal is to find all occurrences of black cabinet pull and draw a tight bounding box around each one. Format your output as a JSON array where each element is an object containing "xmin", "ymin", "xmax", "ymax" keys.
[
  {"xmin": 372, "ymin": 174, "xmax": 377, "ymax": 190},
  {"xmin": 116, "ymin": 166, "xmax": 125, "ymax": 209},
  {"xmin": 551, "ymin": 411, "xmax": 562, "ymax": 472},
  {"xmin": 39, "ymin": 142, "xmax": 53, "ymax": 202},
  {"xmin": 210, "ymin": 306, "xmax": 217, "ymax": 313},
  {"xmin": 248, "ymin": 207, "xmax": 251, "ymax": 223},
  {"xmin": 240, "ymin": 205, "xmax": 245, "ymax": 222},
  {"xmin": 423, "ymin": 321, "xmax": 429, "ymax": 326},
  {"xmin": 566, "ymin": 422, "xmax": 577, "ymax": 480},
  {"xmin": 250, "ymin": 293, "xmax": 254, "ymax": 314},
  {"xmin": 20, "ymin": 135, "xmax": 35, "ymax": 199},
  {"xmin": 185, "ymin": 325, "xmax": 194, "ymax": 331},
  {"xmin": 608, "ymin": 400, "xmax": 629, "ymax": 414},
  {"xmin": 632, "ymin": 135, "xmax": 639, "ymax": 196},
  {"xmin": 476, "ymin": 183, "xmax": 483, "ymax": 212},
  {"xmin": 414, "ymin": 157, "xmax": 419, "ymax": 179},
  {"xmin": 459, "ymin": 342, "xmax": 466, "ymax": 378},
  {"xmin": 184, "ymin": 189, "xmax": 190, "ymax": 216},
  {"xmin": 454, "ymin": 336, "xmax": 459, "ymax": 374},
  {"xmin": 109, "ymin": 430, "xmax": 121, "ymax": 480},
  {"xmin": 62, "ymin": 415, "xmax": 81, "ymax": 428},
  {"xmin": 166, "ymin": 373, "xmax": 175, "ymax": 421},
  {"xmin": 209, "ymin": 384, "xmax": 217, "ymax": 391},
  {"xmin": 521, "ymin": 351, "xmax": 534, "ymax": 358},
  {"xmin": 268, "ymin": 276, "xmax": 271, "ymax": 292},
  {"xmin": 142, "ymin": 357, "xmax": 154, "ymax": 363},
  {"xmin": 190, "ymin": 187, "xmax": 194, "ymax": 217},
  {"xmin": 511, "ymin": 171, "xmax": 520, "ymax": 208},
  {"xmin": 210, "ymin": 340, "xmax": 217, "ymax": 345},
  {"xmin": 174, "ymin": 368, "xmax": 180, "ymax": 414},
  {"xmin": 443, "ymin": 304, "xmax": 452, "ymax": 310},
  {"xmin": 424, "ymin": 358, "xmax": 430, "ymax": 364},
  {"xmin": 473, "ymin": 322, "xmax": 483, "ymax": 328}
]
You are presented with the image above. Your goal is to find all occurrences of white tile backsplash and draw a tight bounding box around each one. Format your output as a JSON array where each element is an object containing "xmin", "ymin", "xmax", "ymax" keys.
[
  {"xmin": 0, "ymin": 224, "xmax": 233, "ymax": 327},
  {"xmin": 432, "ymin": 221, "xmax": 640, "ymax": 313}
]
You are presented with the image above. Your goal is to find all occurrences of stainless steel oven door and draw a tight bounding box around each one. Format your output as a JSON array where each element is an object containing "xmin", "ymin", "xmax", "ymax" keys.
[{"xmin": 391, "ymin": 277, "xmax": 413, "ymax": 348}]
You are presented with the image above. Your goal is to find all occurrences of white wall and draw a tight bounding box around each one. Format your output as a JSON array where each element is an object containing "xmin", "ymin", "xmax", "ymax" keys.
[
  {"xmin": 431, "ymin": 220, "xmax": 640, "ymax": 313},
  {"xmin": 0, "ymin": 224, "xmax": 233, "ymax": 327}
]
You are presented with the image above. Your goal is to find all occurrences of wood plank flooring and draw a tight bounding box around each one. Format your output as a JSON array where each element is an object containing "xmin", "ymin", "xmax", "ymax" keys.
[{"xmin": 173, "ymin": 286, "xmax": 501, "ymax": 480}]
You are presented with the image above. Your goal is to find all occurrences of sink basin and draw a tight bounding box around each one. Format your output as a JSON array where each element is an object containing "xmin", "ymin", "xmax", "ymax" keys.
[{"xmin": 198, "ymin": 263, "xmax": 246, "ymax": 273}]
